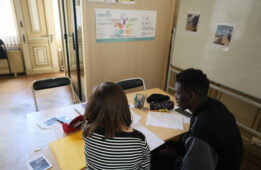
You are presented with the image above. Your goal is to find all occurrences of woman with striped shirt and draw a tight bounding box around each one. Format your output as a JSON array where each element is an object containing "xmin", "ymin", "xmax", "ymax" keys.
[{"xmin": 82, "ymin": 82, "xmax": 150, "ymax": 170}]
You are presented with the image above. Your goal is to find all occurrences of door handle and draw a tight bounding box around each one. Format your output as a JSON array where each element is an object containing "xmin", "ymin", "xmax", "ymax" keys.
[
  {"xmin": 22, "ymin": 34, "xmax": 26, "ymax": 43},
  {"xmin": 41, "ymin": 34, "xmax": 49, "ymax": 38},
  {"xmin": 20, "ymin": 20, "xmax": 23, "ymax": 28},
  {"xmin": 41, "ymin": 34, "xmax": 53, "ymax": 42},
  {"xmin": 50, "ymin": 34, "xmax": 53, "ymax": 42}
]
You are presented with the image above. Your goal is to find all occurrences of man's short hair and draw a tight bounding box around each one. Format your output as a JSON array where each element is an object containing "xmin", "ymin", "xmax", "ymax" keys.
[{"xmin": 176, "ymin": 68, "xmax": 209, "ymax": 99}]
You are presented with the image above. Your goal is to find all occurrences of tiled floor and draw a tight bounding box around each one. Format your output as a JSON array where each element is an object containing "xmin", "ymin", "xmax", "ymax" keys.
[{"xmin": 0, "ymin": 73, "xmax": 74, "ymax": 170}]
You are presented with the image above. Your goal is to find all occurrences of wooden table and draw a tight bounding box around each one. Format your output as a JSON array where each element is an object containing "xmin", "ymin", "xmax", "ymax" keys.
[
  {"xmin": 27, "ymin": 88, "xmax": 189, "ymax": 170},
  {"xmin": 27, "ymin": 104, "xmax": 84, "ymax": 170},
  {"xmin": 127, "ymin": 88, "xmax": 189, "ymax": 141}
]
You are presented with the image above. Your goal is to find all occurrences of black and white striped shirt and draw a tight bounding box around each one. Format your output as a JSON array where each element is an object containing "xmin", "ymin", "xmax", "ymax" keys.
[{"xmin": 83, "ymin": 128, "xmax": 150, "ymax": 170}]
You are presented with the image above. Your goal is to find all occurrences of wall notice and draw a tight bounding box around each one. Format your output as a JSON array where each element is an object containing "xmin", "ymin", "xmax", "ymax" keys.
[
  {"xmin": 213, "ymin": 23, "xmax": 235, "ymax": 51},
  {"xmin": 89, "ymin": 0, "xmax": 135, "ymax": 4},
  {"xmin": 185, "ymin": 12, "xmax": 200, "ymax": 32},
  {"xmin": 118, "ymin": 0, "xmax": 135, "ymax": 4},
  {"xmin": 96, "ymin": 9, "xmax": 157, "ymax": 42}
]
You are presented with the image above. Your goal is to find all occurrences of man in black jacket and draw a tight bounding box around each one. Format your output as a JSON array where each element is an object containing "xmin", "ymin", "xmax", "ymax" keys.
[{"xmin": 174, "ymin": 68, "xmax": 242, "ymax": 170}]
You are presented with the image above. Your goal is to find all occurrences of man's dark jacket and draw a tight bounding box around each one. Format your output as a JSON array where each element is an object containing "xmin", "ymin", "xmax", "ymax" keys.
[{"xmin": 181, "ymin": 97, "xmax": 243, "ymax": 170}]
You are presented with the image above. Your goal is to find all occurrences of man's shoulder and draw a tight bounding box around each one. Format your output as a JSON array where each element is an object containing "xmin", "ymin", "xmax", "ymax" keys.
[
  {"xmin": 191, "ymin": 97, "xmax": 239, "ymax": 143},
  {"xmin": 199, "ymin": 98, "xmax": 234, "ymax": 120},
  {"xmin": 207, "ymin": 97, "xmax": 228, "ymax": 111}
]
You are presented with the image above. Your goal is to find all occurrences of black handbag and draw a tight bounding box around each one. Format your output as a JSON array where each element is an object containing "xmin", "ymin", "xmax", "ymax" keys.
[
  {"xmin": 0, "ymin": 39, "xmax": 8, "ymax": 59},
  {"xmin": 147, "ymin": 94, "xmax": 170, "ymax": 103}
]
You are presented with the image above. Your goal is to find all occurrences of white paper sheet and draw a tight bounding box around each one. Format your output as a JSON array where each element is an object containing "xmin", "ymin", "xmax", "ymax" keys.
[
  {"xmin": 173, "ymin": 106, "xmax": 191, "ymax": 123},
  {"xmin": 133, "ymin": 124, "xmax": 165, "ymax": 151},
  {"xmin": 146, "ymin": 111, "xmax": 184, "ymax": 130},
  {"xmin": 181, "ymin": 115, "xmax": 190, "ymax": 123},
  {"xmin": 173, "ymin": 110, "xmax": 191, "ymax": 123},
  {"xmin": 129, "ymin": 103, "xmax": 134, "ymax": 108},
  {"xmin": 130, "ymin": 110, "xmax": 142, "ymax": 124},
  {"xmin": 32, "ymin": 130, "xmax": 56, "ymax": 152}
]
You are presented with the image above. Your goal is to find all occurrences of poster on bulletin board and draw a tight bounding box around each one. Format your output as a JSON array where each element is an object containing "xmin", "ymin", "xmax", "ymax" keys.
[
  {"xmin": 96, "ymin": 9, "xmax": 157, "ymax": 42},
  {"xmin": 89, "ymin": 0, "xmax": 135, "ymax": 4}
]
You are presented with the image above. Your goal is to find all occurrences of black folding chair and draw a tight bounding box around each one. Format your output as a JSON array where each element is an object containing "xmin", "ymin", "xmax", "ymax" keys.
[
  {"xmin": 32, "ymin": 77, "xmax": 76, "ymax": 111},
  {"xmin": 116, "ymin": 77, "xmax": 146, "ymax": 90},
  {"xmin": 0, "ymin": 39, "xmax": 12, "ymax": 76}
]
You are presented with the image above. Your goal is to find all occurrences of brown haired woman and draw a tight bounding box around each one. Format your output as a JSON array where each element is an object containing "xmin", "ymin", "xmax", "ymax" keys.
[{"xmin": 82, "ymin": 82, "xmax": 150, "ymax": 169}]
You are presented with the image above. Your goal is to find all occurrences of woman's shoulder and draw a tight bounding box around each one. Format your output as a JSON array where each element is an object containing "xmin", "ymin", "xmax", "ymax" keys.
[
  {"xmin": 132, "ymin": 129, "xmax": 146, "ymax": 141},
  {"xmin": 83, "ymin": 127, "xmax": 146, "ymax": 142},
  {"xmin": 114, "ymin": 129, "xmax": 146, "ymax": 141}
]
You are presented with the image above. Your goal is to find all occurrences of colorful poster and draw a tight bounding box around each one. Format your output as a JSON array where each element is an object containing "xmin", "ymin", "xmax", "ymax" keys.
[
  {"xmin": 88, "ymin": 0, "xmax": 104, "ymax": 2},
  {"xmin": 105, "ymin": 0, "xmax": 116, "ymax": 3},
  {"xmin": 89, "ymin": 0, "xmax": 135, "ymax": 4},
  {"xmin": 96, "ymin": 9, "xmax": 157, "ymax": 42},
  {"xmin": 118, "ymin": 0, "xmax": 135, "ymax": 4},
  {"xmin": 213, "ymin": 23, "xmax": 235, "ymax": 51}
]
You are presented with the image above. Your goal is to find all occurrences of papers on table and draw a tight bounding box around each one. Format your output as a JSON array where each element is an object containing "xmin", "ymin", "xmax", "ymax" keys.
[
  {"xmin": 130, "ymin": 110, "xmax": 142, "ymax": 125},
  {"xmin": 38, "ymin": 117, "xmax": 58, "ymax": 129},
  {"xmin": 38, "ymin": 115, "xmax": 73, "ymax": 129},
  {"xmin": 31, "ymin": 130, "xmax": 56, "ymax": 152},
  {"xmin": 146, "ymin": 111, "xmax": 184, "ymax": 130},
  {"xmin": 134, "ymin": 124, "xmax": 165, "ymax": 151},
  {"xmin": 26, "ymin": 154, "xmax": 52, "ymax": 170},
  {"xmin": 173, "ymin": 106, "xmax": 191, "ymax": 123},
  {"xmin": 181, "ymin": 114, "xmax": 191, "ymax": 123},
  {"xmin": 130, "ymin": 109, "xmax": 164, "ymax": 150},
  {"xmin": 129, "ymin": 103, "xmax": 134, "ymax": 108},
  {"xmin": 74, "ymin": 103, "xmax": 86, "ymax": 115}
]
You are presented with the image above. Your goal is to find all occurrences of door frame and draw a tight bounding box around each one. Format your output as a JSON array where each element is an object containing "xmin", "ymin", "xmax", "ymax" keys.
[{"xmin": 60, "ymin": 0, "xmax": 82, "ymax": 101}]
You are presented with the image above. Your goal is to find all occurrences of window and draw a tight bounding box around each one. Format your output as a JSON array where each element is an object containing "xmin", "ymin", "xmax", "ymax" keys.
[
  {"xmin": 0, "ymin": 0, "xmax": 19, "ymax": 46},
  {"xmin": 52, "ymin": 0, "xmax": 61, "ymax": 41}
]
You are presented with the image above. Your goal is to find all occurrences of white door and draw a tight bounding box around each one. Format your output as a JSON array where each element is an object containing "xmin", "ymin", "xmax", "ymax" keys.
[{"xmin": 16, "ymin": 0, "xmax": 59, "ymax": 74}]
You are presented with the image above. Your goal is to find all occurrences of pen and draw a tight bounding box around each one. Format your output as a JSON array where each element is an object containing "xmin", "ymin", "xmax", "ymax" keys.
[
  {"xmin": 150, "ymin": 109, "xmax": 169, "ymax": 112},
  {"xmin": 74, "ymin": 108, "xmax": 82, "ymax": 115},
  {"xmin": 159, "ymin": 109, "xmax": 168, "ymax": 112},
  {"xmin": 56, "ymin": 119, "xmax": 64, "ymax": 124},
  {"xmin": 71, "ymin": 120, "xmax": 84, "ymax": 128}
]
